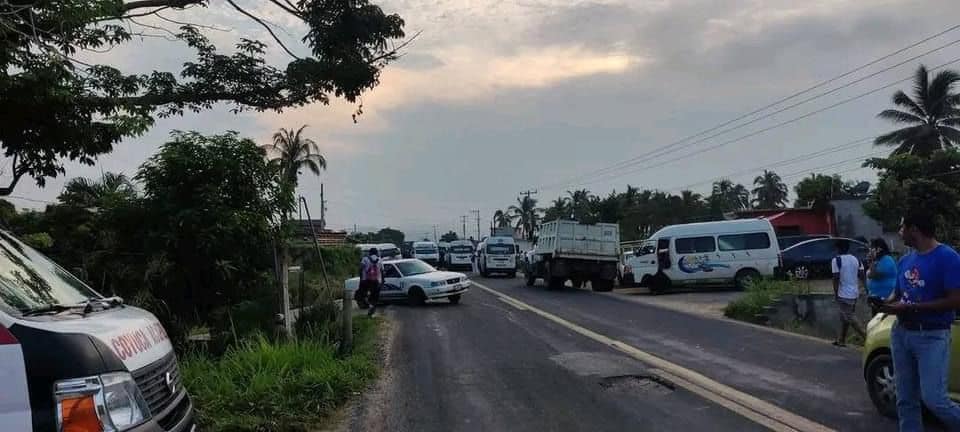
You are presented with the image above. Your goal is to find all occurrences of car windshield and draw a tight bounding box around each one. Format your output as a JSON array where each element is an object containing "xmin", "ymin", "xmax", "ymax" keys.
[
  {"xmin": 396, "ymin": 260, "xmax": 436, "ymax": 276},
  {"xmin": 487, "ymin": 244, "xmax": 513, "ymax": 255},
  {"xmin": 451, "ymin": 246, "xmax": 473, "ymax": 253},
  {"xmin": 0, "ymin": 231, "xmax": 101, "ymax": 314}
]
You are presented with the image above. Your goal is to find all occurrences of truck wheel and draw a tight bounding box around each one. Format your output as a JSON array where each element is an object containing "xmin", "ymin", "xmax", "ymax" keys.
[
  {"xmin": 448, "ymin": 294, "xmax": 461, "ymax": 305},
  {"xmin": 547, "ymin": 277, "xmax": 564, "ymax": 290},
  {"xmin": 408, "ymin": 287, "xmax": 427, "ymax": 306},
  {"xmin": 525, "ymin": 272, "xmax": 536, "ymax": 286},
  {"xmin": 571, "ymin": 278, "xmax": 584, "ymax": 289},
  {"xmin": 592, "ymin": 279, "xmax": 614, "ymax": 292},
  {"xmin": 509, "ymin": 271, "xmax": 517, "ymax": 279},
  {"xmin": 620, "ymin": 273, "xmax": 635, "ymax": 288}
]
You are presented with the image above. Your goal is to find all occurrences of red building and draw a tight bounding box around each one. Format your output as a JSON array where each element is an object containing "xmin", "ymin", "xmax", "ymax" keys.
[{"xmin": 735, "ymin": 207, "xmax": 835, "ymax": 236}]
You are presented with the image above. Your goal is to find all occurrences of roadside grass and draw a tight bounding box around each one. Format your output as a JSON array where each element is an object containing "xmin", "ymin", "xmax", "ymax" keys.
[
  {"xmin": 723, "ymin": 278, "xmax": 798, "ymax": 323},
  {"xmin": 182, "ymin": 318, "xmax": 381, "ymax": 432}
]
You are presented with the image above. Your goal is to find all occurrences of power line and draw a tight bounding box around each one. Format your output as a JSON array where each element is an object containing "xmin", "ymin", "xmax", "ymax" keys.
[
  {"xmin": 535, "ymin": 24, "xmax": 960, "ymax": 191},
  {"xmin": 545, "ymin": 55, "xmax": 960, "ymax": 191}
]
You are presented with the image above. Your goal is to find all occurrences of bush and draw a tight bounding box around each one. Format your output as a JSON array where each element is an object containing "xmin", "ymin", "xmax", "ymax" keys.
[
  {"xmin": 182, "ymin": 318, "xmax": 380, "ymax": 432},
  {"xmin": 723, "ymin": 278, "xmax": 799, "ymax": 323}
]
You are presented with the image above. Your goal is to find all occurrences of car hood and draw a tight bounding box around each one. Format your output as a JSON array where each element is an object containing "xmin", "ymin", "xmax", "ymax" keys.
[{"xmin": 411, "ymin": 271, "xmax": 467, "ymax": 282}]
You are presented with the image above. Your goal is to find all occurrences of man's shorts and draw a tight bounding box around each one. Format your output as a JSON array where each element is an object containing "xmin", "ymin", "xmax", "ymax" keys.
[{"xmin": 837, "ymin": 298, "xmax": 857, "ymax": 322}]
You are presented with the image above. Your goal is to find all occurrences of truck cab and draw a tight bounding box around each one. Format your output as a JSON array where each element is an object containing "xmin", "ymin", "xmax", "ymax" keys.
[
  {"xmin": 412, "ymin": 241, "xmax": 440, "ymax": 266},
  {"xmin": 477, "ymin": 236, "xmax": 517, "ymax": 278},
  {"xmin": 0, "ymin": 231, "xmax": 194, "ymax": 432}
]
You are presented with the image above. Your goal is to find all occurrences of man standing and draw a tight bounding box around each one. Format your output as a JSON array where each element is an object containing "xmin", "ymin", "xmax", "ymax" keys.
[
  {"xmin": 357, "ymin": 248, "xmax": 383, "ymax": 317},
  {"xmin": 880, "ymin": 212, "xmax": 960, "ymax": 431},
  {"xmin": 832, "ymin": 240, "xmax": 865, "ymax": 347}
]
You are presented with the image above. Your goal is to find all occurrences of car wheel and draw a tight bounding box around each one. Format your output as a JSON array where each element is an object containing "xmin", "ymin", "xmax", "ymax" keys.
[
  {"xmin": 734, "ymin": 268, "xmax": 761, "ymax": 290},
  {"xmin": 408, "ymin": 287, "xmax": 427, "ymax": 306},
  {"xmin": 866, "ymin": 353, "xmax": 898, "ymax": 419},
  {"xmin": 448, "ymin": 294, "xmax": 461, "ymax": 305}
]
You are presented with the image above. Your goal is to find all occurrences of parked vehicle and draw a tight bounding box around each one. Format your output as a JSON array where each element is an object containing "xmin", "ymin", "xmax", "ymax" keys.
[
  {"xmin": 863, "ymin": 313, "xmax": 960, "ymax": 419},
  {"xmin": 376, "ymin": 243, "xmax": 402, "ymax": 261},
  {"xmin": 777, "ymin": 234, "xmax": 830, "ymax": 250},
  {"xmin": 526, "ymin": 220, "xmax": 620, "ymax": 291},
  {"xmin": 623, "ymin": 219, "xmax": 778, "ymax": 293},
  {"xmin": 444, "ymin": 240, "xmax": 475, "ymax": 270},
  {"xmin": 401, "ymin": 241, "xmax": 415, "ymax": 258},
  {"xmin": 777, "ymin": 237, "xmax": 868, "ymax": 279},
  {"xmin": 0, "ymin": 231, "xmax": 195, "ymax": 432},
  {"xmin": 478, "ymin": 236, "xmax": 518, "ymax": 277},
  {"xmin": 412, "ymin": 241, "xmax": 440, "ymax": 266},
  {"xmin": 344, "ymin": 259, "xmax": 471, "ymax": 305}
]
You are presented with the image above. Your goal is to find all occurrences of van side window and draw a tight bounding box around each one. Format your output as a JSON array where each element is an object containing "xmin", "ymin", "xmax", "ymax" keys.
[
  {"xmin": 675, "ymin": 236, "xmax": 716, "ymax": 254},
  {"xmin": 718, "ymin": 232, "xmax": 771, "ymax": 251}
]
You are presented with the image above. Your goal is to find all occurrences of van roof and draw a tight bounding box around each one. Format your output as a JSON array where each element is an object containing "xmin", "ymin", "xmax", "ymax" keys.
[{"xmin": 650, "ymin": 219, "xmax": 774, "ymax": 239}]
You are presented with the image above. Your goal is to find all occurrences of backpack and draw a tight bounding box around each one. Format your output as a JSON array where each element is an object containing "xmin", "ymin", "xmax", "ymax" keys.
[{"xmin": 364, "ymin": 257, "xmax": 381, "ymax": 281}]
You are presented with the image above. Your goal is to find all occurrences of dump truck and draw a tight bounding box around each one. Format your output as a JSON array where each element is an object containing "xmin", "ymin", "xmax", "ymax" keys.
[{"xmin": 525, "ymin": 220, "xmax": 620, "ymax": 291}]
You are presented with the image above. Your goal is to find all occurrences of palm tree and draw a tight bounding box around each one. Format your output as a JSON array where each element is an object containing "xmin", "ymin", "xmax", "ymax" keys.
[
  {"xmin": 566, "ymin": 189, "xmax": 593, "ymax": 221},
  {"xmin": 710, "ymin": 180, "xmax": 750, "ymax": 214},
  {"xmin": 493, "ymin": 209, "xmax": 515, "ymax": 228},
  {"xmin": 264, "ymin": 125, "xmax": 327, "ymax": 189},
  {"xmin": 751, "ymin": 170, "xmax": 788, "ymax": 209},
  {"xmin": 60, "ymin": 172, "xmax": 136, "ymax": 208},
  {"xmin": 875, "ymin": 65, "xmax": 960, "ymax": 156},
  {"xmin": 543, "ymin": 197, "xmax": 569, "ymax": 221},
  {"xmin": 509, "ymin": 196, "xmax": 540, "ymax": 241}
]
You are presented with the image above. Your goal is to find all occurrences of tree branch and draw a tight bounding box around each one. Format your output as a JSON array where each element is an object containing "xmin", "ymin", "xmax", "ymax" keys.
[
  {"xmin": 121, "ymin": 0, "xmax": 202, "ymax": 13},
  {"xmin": 224, "ymin": 0, "xmax": 300, "ymax": 60},
  {"xmin": 368, "ymin": 30, "xmax": 422, "ymax": 65},
  {"xmin": 0, "ymin": 156, "xmax": 24, "ymax": 197},
  {"xmin": 267, "ymin": 0, "xmax": 303, "ymax": 19}
]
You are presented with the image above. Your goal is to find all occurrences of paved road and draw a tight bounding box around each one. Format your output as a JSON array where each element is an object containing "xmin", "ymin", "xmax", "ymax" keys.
[{"xmin": 345, "ymin": 274, "xmax": 899, "ymax": 432}]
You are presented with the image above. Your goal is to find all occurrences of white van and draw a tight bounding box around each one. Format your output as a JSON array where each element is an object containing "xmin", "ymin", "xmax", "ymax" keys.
[
  {"xmin": 412, "ymin": 241, "xmax": 440, "ymax": 266},
  {"xmin": 478, "ymin": 236, "xmax": 517, "ymax": 278},
  {"xmin": 623, "ymin": 219, "xmax": 778, "ymax": 293},
  {"xmin": 376, "ymin": 243, "xmax": 401, "ymax": 261},
  {"xmin": 444, "ymin": 240, "xmax": 475, "ymax": 270},
  {"xmin": 0, "ymin": 231, "xmax": 195, "ymax": 432}
]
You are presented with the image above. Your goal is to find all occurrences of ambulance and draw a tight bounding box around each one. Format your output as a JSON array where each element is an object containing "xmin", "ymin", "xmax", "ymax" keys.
[{"xmin": 0, "ymin": 231, "xmax": 194, "ymax": 432}]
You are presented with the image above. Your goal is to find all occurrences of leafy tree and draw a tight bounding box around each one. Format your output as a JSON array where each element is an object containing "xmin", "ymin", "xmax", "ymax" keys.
[
  {"xmin": 793, "ymin": 173, "xmax": 868, "ymax": 208},
  {"xmin": 374, "ymin": 227, "xmax": 404, "ymax": 246},
  {"xmin": 493, "ymin": 209, "xmax": 515, "ymax": 228},
  {"xmin": 136, "ymin": 131, "xmax": 282, "ymax": 319},
  {"xmin": 709, "ymin": 180, "xmax": 750, "ymax": 214},
  {"xmin": 0, "ymin": 1, "xmax": 406, "ymax": 195},
  {"xmin": 875, "ymin": 65, "xmax": 960, "ymax": 156},
  {"xmin": 566, "ymin": 189, "xmax": 593, "ymax": 221},
  {"xmin": 509, "ymin": 196, "xmax": 540, "ymax": 241},
  {"xmin": 59, "ymin": 172, "xmax": 136, "ymax": 209},
  {"xmin": 543, "ymin": 197, "xmax": 569, "ymax": 221},
  {"xmin": 440, "ymin": 231, "xmax": 459, "ymax": 242},
  {"xmin": 751, "ymin": 170, "xmax": 788, "ymax": 209}
]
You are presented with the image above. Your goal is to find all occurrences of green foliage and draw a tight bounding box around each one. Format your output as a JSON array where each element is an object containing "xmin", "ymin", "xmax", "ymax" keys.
[
  {"xmin": 348, "ymin": 227, "xmax": 404, "ymax": 245},
  {"xmin": 724, "ymin": 279, "xmax": 800, "ymax": 323},
  {"xmin": 182, "ymin": 319, "xmax": 381, "ymax": 432},
  {"xmin": 793, "ymin": 173, "xmax": 869, "ymax": 208},
  {"xmin": 440, "ymin": 231, "xmax": 459, "ymax": 242},
  {"xmin": 20, "ymin": 232, "xmax": 53, "ymax": 250},
  {"xmin": 709, "ymin": 179, "xmax": 751, "ymax": 214},
  {"xmin": 0, "ymin": 1, "xmax": 405, "ymax": 196},
  {"xmin": 509, "ymin": 196, "xmax": 540, "ymax": 240},
  {"xmin": 874, "ymin": 65, "xmax": 960, "ymax": 156},
  {"xmin": 751, "ymin": 170, "xmax": 788, "ymax": 209}
]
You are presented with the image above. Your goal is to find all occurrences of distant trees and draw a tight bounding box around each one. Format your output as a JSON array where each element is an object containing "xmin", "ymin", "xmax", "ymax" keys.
[
  {"xmin": 875, "ymin": 65, "xmax": 960, "ymax": 156},
  {"xmin": 440, "ymin": 231, "xmax": 459, "ymax": 242},
  {"xmin": 708, "ymin": 180, "xmax": 751, "ymax": 214},
  {"xmin": 493, "ymin": 209, "xmax": 515, "ymax": 228},
  {"xmin": 751, "ymin": 170, "xmax": 788, "ymax": 209},
  {"xmin": 509, "ymin": 196, "xmax": 540, "ymax": 241},
  {"xmin": 793, "ymin": 174, "xmax": 869, "ymax": 208}
]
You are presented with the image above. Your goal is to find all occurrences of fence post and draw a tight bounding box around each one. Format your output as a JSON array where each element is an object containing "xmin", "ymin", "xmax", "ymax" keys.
[{"xmin": 341, "ymin": 285, "xmax": 352, "ymax": 354}]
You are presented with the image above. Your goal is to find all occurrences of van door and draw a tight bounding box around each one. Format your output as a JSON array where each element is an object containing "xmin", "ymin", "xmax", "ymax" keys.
[
  {"xmin": 672, "ymin": 235, "xmax": 723, "ymax": 285},
  {"xmin": 717, "ymin": 232, "xmax": 776, "ymax": 281},
  {"xmin": 627, "ymin": 241, "xmax": 658, "ymax": 282}
]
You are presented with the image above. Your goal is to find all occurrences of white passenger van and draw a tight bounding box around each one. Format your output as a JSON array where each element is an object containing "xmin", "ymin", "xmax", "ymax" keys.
[
  {"xmin": 477, "ymin": 236, "xmax": 517, "ymax": 278},
  {"xmin": 623, "ymin": 219, "xmax": 778, "ymax": 293},
  {"xmin": 444, "ymin": 240, "xmax": 475, "ymax": 270},
  {"xmin": 375, "ymin": 243, "xmax": 401, "ymax": 261},
  {"xmin": 412, "ymin": 241, "xmax": 440, "ymax": 266},
  {"xmin": 0, "ymin": 231, "xmax": 195, "ymax": 432}
]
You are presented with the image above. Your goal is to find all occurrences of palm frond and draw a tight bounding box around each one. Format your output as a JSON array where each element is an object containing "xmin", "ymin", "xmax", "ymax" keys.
[
  {"xmin": 874, "ymin": 125, "xmax": 924, "ymax": 146},
  {"xmin": 912, "ymin": 65, "xmax": 931, "ymax": 110},
  {"xmin": 877, "ymin": 109, "xmax": 923, "ymax": 125},
  {"xmin": 302, "ymin": 159, "xmax": 322, "ymax": 176},
  {"xmin": 926, "ymin": 69, "xmax": 960, "ymax": 117},
  {"xmin": 938, "ymin": 125, "xmax": 960, "ymax": 147},
  {"xmin": 892, "ymin": 90, "xmax": 927, "ymax": 118}
]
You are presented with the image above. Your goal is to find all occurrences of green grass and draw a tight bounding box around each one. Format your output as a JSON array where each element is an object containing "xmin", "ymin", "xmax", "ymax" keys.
[
  {"xmin": 723, "ymin": 278, "xmax": 800, "ymax": 323},
  {"xmin": 182, "ymin": 318, "xmax": 381, "ymax": 432}
]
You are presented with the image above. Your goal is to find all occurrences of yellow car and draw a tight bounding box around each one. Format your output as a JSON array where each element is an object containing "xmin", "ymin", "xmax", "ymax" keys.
[{"xmin": 863, "ymin": 313, "xmax": 960, "ymax": 418}]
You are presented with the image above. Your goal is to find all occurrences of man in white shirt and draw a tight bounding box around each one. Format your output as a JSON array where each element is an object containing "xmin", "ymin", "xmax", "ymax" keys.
[{"xmin": 832, "ymin": 240, "xmax": 865, "ymax": 347}]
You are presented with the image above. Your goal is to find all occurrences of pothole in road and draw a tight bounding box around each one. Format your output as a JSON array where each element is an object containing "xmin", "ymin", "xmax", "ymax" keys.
[{"xmin": 599, "ymin": 374, "xmax": 675, "ymax": 396}]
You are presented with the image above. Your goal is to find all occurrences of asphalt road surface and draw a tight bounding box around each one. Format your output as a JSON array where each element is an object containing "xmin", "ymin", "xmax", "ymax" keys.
[{"xmin": 345, "ymin": 274, "xmax": 899, "ymax": 432}]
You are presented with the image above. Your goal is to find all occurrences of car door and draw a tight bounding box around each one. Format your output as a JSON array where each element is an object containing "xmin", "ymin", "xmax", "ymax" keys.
[
  {"xmin": 380, "ymin": 263, "xmax": 404, "ymax": 299},
  {"xmin": 802, "ymin": 240, "xmax": 837, "ymax": 278}
]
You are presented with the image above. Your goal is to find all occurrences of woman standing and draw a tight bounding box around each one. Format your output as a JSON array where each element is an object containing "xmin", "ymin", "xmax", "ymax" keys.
[{"xmin": 866, "ymin": 238, "xmax": 897, "ymax": 307}]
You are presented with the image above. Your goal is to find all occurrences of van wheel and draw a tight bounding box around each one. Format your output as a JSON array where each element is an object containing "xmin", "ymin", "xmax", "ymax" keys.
[
  {"xmin": 865, "ymin": 353, "xmax": 898, "ymax": 419},
  {"xmin": 735, "ymin": 269, "xmax": 761, "ymax": 290},
  {"xmin": 408, "ymin": 287, "xmax": 427, "ymax": 306}
]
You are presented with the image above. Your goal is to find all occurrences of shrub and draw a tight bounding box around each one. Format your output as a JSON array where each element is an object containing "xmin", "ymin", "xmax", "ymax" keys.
[
  {"xmin": 723, "ymin": 278, "xmax": 799, "ymax": 323},
  {"xmin": 182, "ymin": 319, "xmax": 380, "ymax": 432}
]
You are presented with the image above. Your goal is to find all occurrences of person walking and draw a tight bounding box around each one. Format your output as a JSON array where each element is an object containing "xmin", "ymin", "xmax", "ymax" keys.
[
  {"xmin": 831, "ymin": 240, "xmax": 866, "ymax": 347},
  {"xmin": 356, "ymin": 248, "xmax": 383, "ymax": 317},
  {"xmin": 866, "ymin": 238, "xmax": 897, "ymax": 308},
  {"xmin": 879, "ymin": 212, "xmax": 960, "ymax": 431}
]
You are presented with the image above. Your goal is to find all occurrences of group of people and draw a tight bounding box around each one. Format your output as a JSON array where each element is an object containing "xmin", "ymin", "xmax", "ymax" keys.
[{"xmin": 832, "ymin": 211, "xmax": 960, "ymax": 431}]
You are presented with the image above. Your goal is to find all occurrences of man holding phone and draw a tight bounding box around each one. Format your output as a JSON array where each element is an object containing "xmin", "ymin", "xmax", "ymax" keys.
[{"xmin": 878, "ymin": 211, "xmax": 960, "ymax": 431}]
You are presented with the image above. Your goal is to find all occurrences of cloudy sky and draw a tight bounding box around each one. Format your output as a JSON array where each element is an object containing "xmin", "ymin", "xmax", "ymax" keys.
[{"xmin": 9, "ymin": 0, "xmax": 960, "ymax": 239}]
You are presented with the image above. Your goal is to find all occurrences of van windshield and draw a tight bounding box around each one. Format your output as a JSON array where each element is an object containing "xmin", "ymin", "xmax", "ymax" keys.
[
  {"xmin": 486, "ymin": 244, "xmax": 513, "ymax": 255},
  {"xmin": 415, "ymin": 246, "xmax": 438, "ymax": 254},
  {"xmin": 451, "ymin": 246, "xmax": 473, "ymax": 253},
  {"xmin": 0, "ymin": 232, "xmax": 101, "ymax": 314}
]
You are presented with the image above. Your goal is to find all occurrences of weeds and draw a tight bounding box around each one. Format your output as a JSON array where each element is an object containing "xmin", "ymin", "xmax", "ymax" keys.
[{"xmin": 723, "ymin": 278, "xmax": 800, "ymax": 323}]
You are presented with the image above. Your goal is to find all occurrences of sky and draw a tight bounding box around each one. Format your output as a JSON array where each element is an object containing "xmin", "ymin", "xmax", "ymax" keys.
[{"xmin": 8, "ymin": 0, "xmax": 960, "ymax": 240}]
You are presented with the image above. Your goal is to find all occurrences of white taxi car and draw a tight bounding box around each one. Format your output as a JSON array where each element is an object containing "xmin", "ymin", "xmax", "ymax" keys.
[{"xmin": 345, "ymin": 259, "xmax": 470, "ymax": 305}]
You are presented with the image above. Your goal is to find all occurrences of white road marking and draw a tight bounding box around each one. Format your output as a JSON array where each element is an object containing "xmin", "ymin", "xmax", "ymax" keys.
[{"xmin": 472, "ymin": 281, "xmax": 834, "ymax": 432}]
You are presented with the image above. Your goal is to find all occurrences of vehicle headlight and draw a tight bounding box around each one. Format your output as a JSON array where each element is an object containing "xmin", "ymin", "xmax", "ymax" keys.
[
  {"xmin": 56, "ymin": 372, "xmax": 150, "ymax": 432},
  {"xmin": 431, "ymin": 281, "xmax": 446, "ymax": 287}
]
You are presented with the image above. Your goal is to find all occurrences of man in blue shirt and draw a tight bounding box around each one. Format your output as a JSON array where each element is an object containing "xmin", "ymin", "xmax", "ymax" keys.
[{"xmin": 879, "ymin": 212, "xmax": 960, "ymax": 431}]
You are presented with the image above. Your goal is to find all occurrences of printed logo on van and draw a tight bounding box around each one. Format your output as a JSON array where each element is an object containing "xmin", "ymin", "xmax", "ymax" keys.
[
  {"xmin": 110, "ymin": 322, "xmax": 169, "ymax": 361},
  {"xmin": 678, "ymin": 255, "xmax": 730, "ymax": 274}
]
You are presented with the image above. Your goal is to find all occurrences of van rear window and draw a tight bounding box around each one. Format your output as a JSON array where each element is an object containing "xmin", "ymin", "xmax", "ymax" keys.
[{"xmin": 718, "ymin": 233, "xmax": 771, "ymax": 251}]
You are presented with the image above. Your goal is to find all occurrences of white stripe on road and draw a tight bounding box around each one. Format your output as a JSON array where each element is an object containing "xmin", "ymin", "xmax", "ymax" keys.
[{"xmin": 472, "ymin": 281, "xmax": 834, "ymax": 432}]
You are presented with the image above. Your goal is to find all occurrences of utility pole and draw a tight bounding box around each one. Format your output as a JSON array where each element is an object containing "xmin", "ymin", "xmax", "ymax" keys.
[
  {"xmin": 319, "ymin": 183, "xmax": 327, "ymax": 230},
  {"xmin": 461, "ymin": 215, "xmax": 468, "ymax": 238},
  {"xmin": 519, "ymin": 189, "xmax": 538, "ymax": 199},
  {"xmin": 472, "ymin": 209, "xmax": 481, "ymax": 240},
  {"xmin": 433, "ymin": 224, "xmax": 439, "ymax": 242}
]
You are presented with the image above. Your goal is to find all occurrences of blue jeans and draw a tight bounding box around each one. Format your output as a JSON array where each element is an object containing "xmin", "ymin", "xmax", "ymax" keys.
[{"xmin": 892, "ymin": 325, "xmax": 960, "ymax": 431}]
